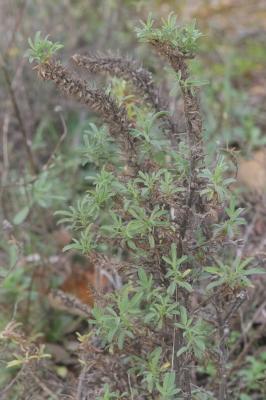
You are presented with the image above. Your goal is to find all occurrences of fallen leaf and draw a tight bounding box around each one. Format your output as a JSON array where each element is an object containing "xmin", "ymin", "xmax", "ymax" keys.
[{"xmin": 237, "ymin": 149, "xmax": 266, "ymax": 195}]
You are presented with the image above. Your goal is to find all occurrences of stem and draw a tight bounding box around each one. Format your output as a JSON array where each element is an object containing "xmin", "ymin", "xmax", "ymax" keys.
[
  {"xmin": 36, "ymin": 60, "xmax": 135, "ymax": 160},
  {"xmin": 215, "ymin": 301, "xmax": 228, "ymax": 400},
  {"xmin": 148, "ymin": 41, "xmax": 206, "ymax": 400},
  {"xmin": 1, "ymin": 62, "xmax": 38, "ymax": 174},
  {"xmin": 72, "ymin": 53, "xmax": 179, "ymax": 146}
]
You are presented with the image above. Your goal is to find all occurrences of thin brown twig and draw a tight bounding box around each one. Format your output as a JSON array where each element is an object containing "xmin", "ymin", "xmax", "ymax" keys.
[
  {"xmin": 0, "ymin": 178, "xmax": 36, "ymax": 189},
  {"xmin": 0, "ymin": 365, "xmax": 25, "ymax": 400},
  {"xmin": 4, "ymin": 0, "xmax": 28, "ymax": 56},
  {"xmin": 223, "ymin": 291, "xmax": 247, "ymax": 326},
  {"xmin": 1, "ymin": 60, "xmax": 38, "ymax": 174},
  {"xmin": 229, "ymin": 322, "xmax": 266, "ymax": 374},
  {"xmin": 42, "ymin": 108, "xmax": 68, "ymax": 170},
  {"xmin": 35, "ymin": 60, "xmax": 138, "ymax": 167},
  {"xmin": 0, "ymin": 0, "xmax": 37, "ymax": 174},
  {"xmin": 215, "ymin": 301, "xmax": 229, "ymax": 400},
  {"xmin": 145, "ymin": 38, "xmax": 206, "ymax": 400},
  {"xmin": 72, "ymin": 53, "xmax": 179, "ymax": 146},
  {"xmin": 0, "ymin": 110, "xmax": 67, "ymax": 191},
  {"xmin": 228, "ymin": 300, "xmax": 266, "ymax": 361},
  {"xmin": 76, "ymin": 363, "xmax": 92, "ymax": 400},
  {"xmin": 1, "ymin": 114, "xmax": 11, "ymax": 219},
  {"xmin": 29, "ymin": 370, "xmax": 59, "ymax": 400},
  {"xmin": 236, "ymin": 212, "xmax": 258, "ymax": 259}
]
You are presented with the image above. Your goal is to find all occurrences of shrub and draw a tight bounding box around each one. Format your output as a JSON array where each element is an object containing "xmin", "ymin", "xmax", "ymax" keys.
[{"xmin": 26, "ymin": 15, "xmax": 264, "ymax": 400}]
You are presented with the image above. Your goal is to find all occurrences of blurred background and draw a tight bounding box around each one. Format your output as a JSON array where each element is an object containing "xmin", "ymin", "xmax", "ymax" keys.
[{"xmin": 0, "ymin": 0, "xmax": 265, "ymax": 398}]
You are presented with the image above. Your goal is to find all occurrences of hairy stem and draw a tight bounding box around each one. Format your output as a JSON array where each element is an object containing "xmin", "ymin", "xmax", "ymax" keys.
[
  {"xmin": 72, "ymin": 53, "xmax": 179, "ymax": 146},
  {"xmin": 36, "ymin": 60, "xmax": 136, "ymax": 162},
  {"xmin": 145, "ymin": 39, "xmax": 206, "ymax": 400}
]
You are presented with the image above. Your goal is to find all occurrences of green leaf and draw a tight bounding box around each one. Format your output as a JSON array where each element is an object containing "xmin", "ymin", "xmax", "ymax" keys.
[
  {"xmin": 177, "ymin": 281, "xmax": 193, "ymax": 292},
  {"xmin": 148, "ymin": 234, "xmax": 155, "ymax": 248},
  {"xmin": 176, "ymin": 346, "xmax": 188, "ymax": 358},
  {"xmin": 206, "ymin": 279, "xmax": 224, "ymax": 291},
  {"xmin": 13, "ymin": 206, "xmax": 30, "ymax": 225},
  {"xmin": 204, "ymin": 267, "xmax": 220, "ymax": 275},
  {"xmin": 127, "ymin": 240, "xmax": 137, "ymax": 250},
  {"xmin": 8, "ymin": 244, "xmax": 19, "ymax": 269},
  {"xmin": 179, "ymin": 306, "xmax": 188, "ymax": 325},
  {"xmin": 244, "ymin": 268, "xmax": 265, "ymax": 276},
  {"xmin": 7, "ymin": 358, "xmax": 24, "ymax": 368}
]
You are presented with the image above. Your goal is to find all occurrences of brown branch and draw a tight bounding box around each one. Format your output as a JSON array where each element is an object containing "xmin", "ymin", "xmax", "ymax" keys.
[
  {"xmin": 1, "ymin": 114, "xmax": 11, "ymax": 219},
  {"xmin": 76, "ymin": 363, "xmax": 93, "ymax": 400},
  {"xmin": 72, "ymin": 54, "xmax": 158, "ymax": 106},
  {"xmin": 35, "ymin": 60, "xmax": 137, "ymax": 164},
  {"xmin": 215, "ymin": 302, "xmax": 229, "ymax": 400},
  {"xmin": 0, "ymin": 0, "xmax": 37, "ymax": 174},
  {"xmin": 72, "ymin": 53, "xmax": 179, "ymax": 145},
  {"xmin": 48, "ymin": 289, "xmax": 91, "ymax": 317},
  {"xmin": 213, "ymin": 292, "xmax": 247, "ymax": 400},
  {"xmin": 146, "ymin": 40, "xmax": 206, "ymax": 243},
  {"xmin": 223, "ymin": 291, "xmax": 247, "ymax": 326},
  {"xmin": 229, "ymin": 322, "xmax": 266, "ymax": 374},
  {"xmin": 1, "ymin": 61, "xmax": 38, "ymax": 174},
  {"xmin": 42, "ymin": 108, "xmax": 68, "ymax": 170},
  {"xmin": 4, "ymin": 0, "xmax": 28, "ymax": 55},
  {"xmin": 148, "ymin": 40, "xmax": 203, "ymax": 166},
  {"xmin": 29, "ymin": 370, "xmax": 59, "ymax": 400},
  {"xmin": 144, "ymin": 38, "xmax": 206, "ymax": 400},
  {"xmin": 229, "ymin": 300, "xmax": 266, "ymax": 358},
  {"xmin": 0, "ymin": 365, "xmax": 25, "ymax": 400}
]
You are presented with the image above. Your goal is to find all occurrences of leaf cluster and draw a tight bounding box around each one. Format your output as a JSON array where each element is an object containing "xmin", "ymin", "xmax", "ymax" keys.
[
  {"xmin": 26, "ymin": 31, "xmax": 64, "ymax": 64},
  {"xmin": 136, "ymin": 14, "xmax": 202, "ymax": 55}
]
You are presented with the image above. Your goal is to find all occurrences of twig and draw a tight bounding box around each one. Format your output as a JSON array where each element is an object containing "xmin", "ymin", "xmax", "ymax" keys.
[
  {"xmin": 215, "ymin": 302, "xmax": 229, "ymax": 400},
  {"xmin": 36, "ymin": 60, "xmax": 136, "ymax": 161},
  {"xmin": 255, "ymin": 235, "xmax": 266, "ymax": 256},
  {"xmin": 2, "ymin": 114, "xmax": 10, "ymax": 171},
  {"xmin": 127, "ymin": 373, "xmax": 134, "ymax": 400},
  {"xmin": 48, "ymin": 289, "xmax": 91, "ymax": 317},
  {"xmin": 0, "ymin": 178, "xmax": 36, "ymax": 189},
  {"xmin": 0, "ymin": 365, "xmax": 25, "ymax": 400},
  {"xmin": 228, "ymin": 301, "xmax": 266, "ymax": 360},
  {"xmin": 236, "ymin": 212, "xmax": 258, "ymax": 259},
  {"xmin": 72, "ymin": 53, "xmax": 179, "ymax": 146},
  {"xmin": 4, "ymin": 0, "xmax": 28, "ymax": 55},
  {"xmin": 1, "ymin": 114, "xmax": 11, "ymax": 218},
  {"xmin": 42, "ymin": 108, "xmax": 68, "ymax": 170},
  {"xmin": 229, "ymin": 322, "xmax": 266, "ymax": 374},
  {"xmin": 76, "ymin": 364, "xmax": 90, "ymax": 400},
  {"xmin": 0, "ymin": 60, "xmax": 38, "ymax": 174},
  {"xmin": 223, "ymin": 291, "xmax": 247, "ymax": 325},
  {"xmin": 30, "ymin": 370, "xmax": 59, "ymax": 400},
  {"xmin": 144, "ymin": 36, "xmax": 206, "ymax": 400},
  {"xmin": 0, "ymin": 0, "xmax": 37, "ymax": 173}
]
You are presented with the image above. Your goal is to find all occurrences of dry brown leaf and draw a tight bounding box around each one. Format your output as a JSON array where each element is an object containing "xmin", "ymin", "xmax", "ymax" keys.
[{"xmin": 237, "ymin": 149, "xmax": 266, "ymax": 195}]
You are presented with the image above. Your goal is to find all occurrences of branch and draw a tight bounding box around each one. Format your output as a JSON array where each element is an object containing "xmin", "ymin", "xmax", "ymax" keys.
[
  {"xmin": 148, "ymin": 40, "xmax": 203, "ymax": 168},
  {"xmin": 1, "ymin": 60, "xmax": 38, "ymax": 174},
  {"xmin": 146, "ymin": 39, "xmax": 206, "ymax": 240},
  {"xmin": 72, "ymin": 53, "xmax": 179, "ymax": 145},
  {"xmin": 35, "ymin": 60, "xmax": 136, "ymax": 162}
]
